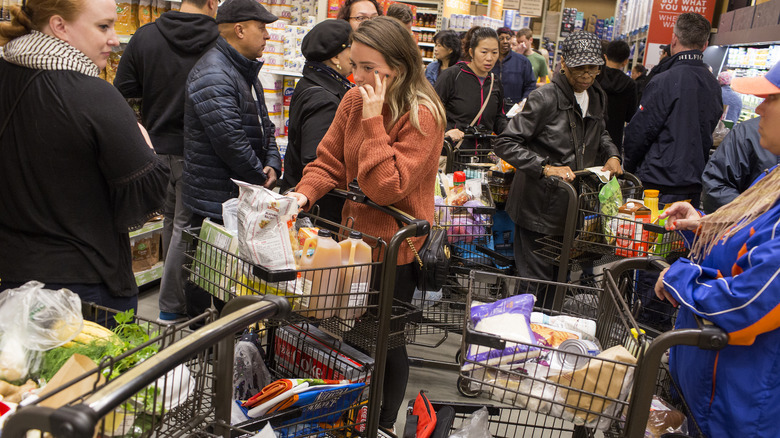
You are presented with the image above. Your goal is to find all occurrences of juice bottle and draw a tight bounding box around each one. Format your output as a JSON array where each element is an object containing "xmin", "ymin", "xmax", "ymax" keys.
[
  {"xmin": 643, "ymin": 189, "xmax": 660, "ymax": 222},
  {"xmin": 298, "ymin": 229, "xmax": 342, "ymax": 319},
  {"xmin": 452, "ymin": 171, "xmax": 466, "ymax": 194},
  {"xmin": 338, "ymin": 231, "xmax": 373, "ymax": 319}
]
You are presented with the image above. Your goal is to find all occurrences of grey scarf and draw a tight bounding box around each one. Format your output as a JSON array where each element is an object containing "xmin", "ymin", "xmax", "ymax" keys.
[{"xmin": 2, "ymin": 30, "xmax": 100, "ymax": 77}]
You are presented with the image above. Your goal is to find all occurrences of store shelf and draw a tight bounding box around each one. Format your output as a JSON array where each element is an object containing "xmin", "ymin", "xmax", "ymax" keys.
[
  {"xmin": 263, "ymin": 68, "xmax": 303, "ymax": 78},
  {"xmin": 129, "ymin": 220, "xmax": 164, "ymax": 287},
  {"xmin": 134, "ymin": 262, "xmax": 164, "ymax": 287},
  {"xmin": 412, "ymin": 26, "xmax": 437, "ymax": 32},
  {"xmin": 725, "ymin": 64, "xmax": 771, "ymax": 70},
  {"xmin": 422, "ymin": 57, "xmax": 435, "ymax": 62},
  {"xmin": 118, "ymin": 34, "xmax": 133, "ymax": 44},
  {"xmin": 130, "ymin": 220, "xmax": 163, "ymax": 238},
  {"xmin": 418, "ymin": 42, "xmax": 435, "ymax": 47}
]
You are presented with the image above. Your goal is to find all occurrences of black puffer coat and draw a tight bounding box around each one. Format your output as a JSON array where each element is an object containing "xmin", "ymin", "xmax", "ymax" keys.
[
  {"xmin": 183, "ymin": 37, "xmax": 282, "ymax": 219},
  {"xmin": 494, "ymin": 72, "xmax": 619, "ymax": 235}
]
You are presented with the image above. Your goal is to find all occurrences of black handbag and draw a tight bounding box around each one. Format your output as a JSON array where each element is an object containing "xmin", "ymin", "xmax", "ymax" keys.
[{"xmin": 407, "ymin": 226, "xmax": 451, "ymax": 292}]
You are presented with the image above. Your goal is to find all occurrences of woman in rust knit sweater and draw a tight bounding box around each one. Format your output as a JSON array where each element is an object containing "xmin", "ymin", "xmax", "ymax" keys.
[{"xmin": 288, "ymin": 16, "xmax": 446, "ymax": 432}]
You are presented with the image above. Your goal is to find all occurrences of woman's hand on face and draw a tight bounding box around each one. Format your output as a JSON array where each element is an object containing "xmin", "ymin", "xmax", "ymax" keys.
[
  {"xmin": 601, "ymin": 157, "xmax": 623, "ymax": 178},
  {"xmin": 654, "ymin": 267, "xmax": 679, "ymax": 307},
  {"xmin": 659, "ymin": 202, "xmax": 701, "ymax": 231},
  {"xmin": 286, "ymin": 192, "xmax": 308, "ymax": 212},
  {"xmin": 546, "ymin": 165, "xmax": 576, "ymax": 183},
  {"xmin": 445, "ymin": 128, "xmax": 465, "ymax": 142},
  {"xmin": 358, "ymin": 70, "xmax": 387, "ymax": 120}
]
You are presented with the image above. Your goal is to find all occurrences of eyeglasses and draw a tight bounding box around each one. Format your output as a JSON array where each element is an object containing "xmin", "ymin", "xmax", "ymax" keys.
[
  {"xmin": 350, "ymin": 15, "xmax": 378, "ymax": 22},
  {"xmin": 568, "ymin": 66, "xmax": 601, "ymax": 77}
]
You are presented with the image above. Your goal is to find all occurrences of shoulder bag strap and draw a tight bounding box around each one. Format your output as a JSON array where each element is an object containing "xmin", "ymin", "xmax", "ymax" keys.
[
  {"xmin": 0, "ymin": 70, "xmax": 44, "ymax": 139},
  {"xmin": 454, "ymin": 72, "xmax": 495, "ymax": 150}
]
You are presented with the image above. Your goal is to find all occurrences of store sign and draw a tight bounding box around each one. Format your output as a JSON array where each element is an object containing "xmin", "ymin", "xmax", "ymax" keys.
[
  {"xmin": 645, "ymin": 0, "xmax": 716, "ymax": 65},
  {"xmin": 504, "ymin": 0, "xmax": 520, "ymax": 9},
  {"xmin": 518, "ymin": 0, "xmax": 543, "ymax": 17},
  {"xmin": 443, "ymin": 0, "xmax": 471, "ymax": 17},
  {"xmin": 489, "ymin": 0, "xmax": 504, "ymax": 19}
]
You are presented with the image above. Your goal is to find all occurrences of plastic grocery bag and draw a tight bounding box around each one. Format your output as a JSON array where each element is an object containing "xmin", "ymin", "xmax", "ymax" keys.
[
  {"xmin": 0, "ymin": 281, "xmax": 83, "ymax": 381},
  {"xmin": 233, "ymin": 180, "xmax": 299, "ymax": 271},
  {"xmin": 598, "ymin": 177, "xmax": 623, "ymax": 244},
  {"xmin": 448, "ymin": 407, "xmax": 491, "ymax": 438}
]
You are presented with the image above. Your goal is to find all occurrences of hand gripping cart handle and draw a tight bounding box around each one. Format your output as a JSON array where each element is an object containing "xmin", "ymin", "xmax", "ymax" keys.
[
  {"xmin": 3, "ymin": 295, "xmax": 292, "ymax": 438},
  {"xmin": 604, "ymin": 257, "xmax": 729, "ymax": 437}
]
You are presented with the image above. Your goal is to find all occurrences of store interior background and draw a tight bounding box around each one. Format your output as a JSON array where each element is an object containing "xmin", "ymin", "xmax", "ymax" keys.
[{"xmin": 1, "ymin": 0, "xmax": 776, "ymax": 431}]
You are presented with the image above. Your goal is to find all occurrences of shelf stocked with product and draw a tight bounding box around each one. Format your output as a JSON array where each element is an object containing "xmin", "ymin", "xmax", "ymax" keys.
[
  {"xmin": 129, "ymin": 220, "xmax": 165, "ymax": 287},
  {"xmin": 717, "ymin": 43, "xmax": 780, "ymax": 121}
]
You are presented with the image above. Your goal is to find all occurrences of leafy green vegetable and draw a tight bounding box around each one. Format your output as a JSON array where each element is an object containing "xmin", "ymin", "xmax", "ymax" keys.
[{"xmin": 38, "ymin": 309, "xmax": 160, "ymax": 382}]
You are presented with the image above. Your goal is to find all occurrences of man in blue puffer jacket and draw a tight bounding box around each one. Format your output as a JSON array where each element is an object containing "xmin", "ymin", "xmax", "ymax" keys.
[{"xmin": 183, "ymin": 0, "xmax": 282, "ymax": 223}]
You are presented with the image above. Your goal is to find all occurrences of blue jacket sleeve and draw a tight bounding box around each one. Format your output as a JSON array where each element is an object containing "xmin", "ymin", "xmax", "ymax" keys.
[
  {"xmin": 622, "ymin": 79, "xmax": 674, "ymax": 173},
  {"xmin": 663, "ymin": 233, "xmax": 780, "ymax": 346},
  {"xmin": 188, "ymin": 69, "xmax": 268, "ymax": 186}
]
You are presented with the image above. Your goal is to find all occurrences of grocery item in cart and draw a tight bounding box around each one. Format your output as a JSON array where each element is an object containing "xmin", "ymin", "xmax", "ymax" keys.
[
  {"xmin": 299, "ymin": 229, "xmax": 343, "ymax": 319},
  {"xmin": 615, "ymin": 200, "xmax": 653, "ymax": 257},
  {"xmin": 598, "ymin": 177, "xmax": 623, "ymax": 244},
  {"xmin": 235, "ymin": 180, "xmax": 299, "ymax": 272},
  {"xmin": 642, "ymin": 395, "xmax": 689, "ymax": 437},
  {"xmin": 274, "ymin": 324, "xmax": 373, "ymax": 383},
  {"xmin": 548, "ymin": 339, "xmax": 601, "ymax": 371},
  {"xmin": 463, "ymin": 294, "xmax": 540, "ymax": 371},
  {"xmin": 547, "ymin": 345, "xmax": 636, "ymax": 430},
  {"xmin": 338, "ymin": 231, "xmax": 372, "ymax": 320},
  {"xmin": 0, "ymin": 282, "xmax": 83, "ymax": 382}
]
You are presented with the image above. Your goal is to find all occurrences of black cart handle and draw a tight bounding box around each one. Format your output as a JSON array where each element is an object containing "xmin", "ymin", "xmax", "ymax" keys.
[{"xmin": 2, "ymin": 295, "xmax": 291, "ymax": 438}]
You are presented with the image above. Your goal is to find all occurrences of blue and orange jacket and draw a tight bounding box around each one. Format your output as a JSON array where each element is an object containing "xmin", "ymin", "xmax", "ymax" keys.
[{"xmin": 665, "ymin": 167, "xmax": 780, "ymax": 437}]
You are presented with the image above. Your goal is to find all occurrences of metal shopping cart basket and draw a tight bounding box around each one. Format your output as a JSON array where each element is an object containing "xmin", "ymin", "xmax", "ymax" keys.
[
  {"xmin": 455, "ymin": 258, "xmax": 729, "ymax": 437},
  {"xmin": 182, "ymin": 188, "xmax": 422, "ymax": 355},
  {"xmin": 1, "ymin": 301, "xmax": 215, "ymax": 437}
]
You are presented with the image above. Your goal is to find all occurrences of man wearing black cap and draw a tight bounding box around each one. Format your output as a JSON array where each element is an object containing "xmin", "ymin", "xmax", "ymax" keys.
[
  {"xmin": 280, "ymin": 20, "xmax": 353, "ymax": 225},
  {"xmin": 494, "ymin": 30, "xmax": 621, "ymax": 301},
  {"xmin": 114, "ymin": 0, "xmax": 219, "ymax": 325},
  {"xmin": 182, "ymin": 0, "xmax": 282, "ymax": 317}
]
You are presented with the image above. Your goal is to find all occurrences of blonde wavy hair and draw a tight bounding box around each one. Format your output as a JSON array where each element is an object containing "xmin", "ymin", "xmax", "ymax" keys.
[
  {"xmin": 351, "ymin": 16, "xmax": 446, "ymax": 134},
  {"xmin": 0, "ymin": 0, "xmax": 86, "ymax": 46}
]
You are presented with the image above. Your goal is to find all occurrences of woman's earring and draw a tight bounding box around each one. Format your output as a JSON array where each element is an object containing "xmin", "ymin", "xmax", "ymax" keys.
[{"xmin": 336, "ymin": 63, "xmax": 342, "ymax": 71}]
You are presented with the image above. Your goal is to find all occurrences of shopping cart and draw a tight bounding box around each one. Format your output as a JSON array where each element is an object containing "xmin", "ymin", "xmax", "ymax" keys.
[
  {"xmin": 182, "ymin": 187, "xmax": 422, "ymax": 355},
  {"xmin": 441, "ymin": 128, "xmax": 499, "ymax": 177},
  {"xmin": 456, "ymin": 258, "xmax": 729, "ymax": 437},
  {"xmin": 534, "ymin": 171, "xmax": 687, "ymax": 310},
  {"xmin": 2, "ymin": 301, "xmax": 215, "ymax": 437}
]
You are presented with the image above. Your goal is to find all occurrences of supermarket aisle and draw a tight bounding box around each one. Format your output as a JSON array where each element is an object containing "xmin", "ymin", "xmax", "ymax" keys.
[{"xmin": 137, "ymin": 286, "xmax": 472, "ymax": 434}]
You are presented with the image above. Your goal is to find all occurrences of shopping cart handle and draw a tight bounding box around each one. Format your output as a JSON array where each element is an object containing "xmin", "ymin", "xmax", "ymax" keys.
[
  {"xmin": 3, "ymin": 404, "xmax": 98, "ymax": 438},
  {"xmin": 331, "ymin": 185, "xmax": 430, "ymax": 237},
  {"xmin": 604, "ymin": 256, "xmax": 669, "ymax": 278}
]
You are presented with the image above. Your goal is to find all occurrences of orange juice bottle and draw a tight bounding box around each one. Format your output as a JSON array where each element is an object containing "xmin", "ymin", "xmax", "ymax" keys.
[
  {"xmin": 298, "ymin": 229, "xmax": 342, "ymax": 319},
  {"xmin": 338, "ymin": 231, "xmax": 373, "ymax": 319}
]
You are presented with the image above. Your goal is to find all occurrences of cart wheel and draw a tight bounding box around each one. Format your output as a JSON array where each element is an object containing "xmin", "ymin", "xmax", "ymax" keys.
[
  {"xmin": 454, "ymin": 348, "xmax": 462, "ymax": 363},
  {"xmin": 457, "ymin": 376, "xmax": 481, "ymax": 398}
]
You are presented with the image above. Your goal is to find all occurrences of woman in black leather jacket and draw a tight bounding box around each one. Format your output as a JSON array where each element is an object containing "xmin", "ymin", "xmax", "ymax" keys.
[{"xmin": 493, "ymin": 31, "xmax": 622, "ymax": 298}]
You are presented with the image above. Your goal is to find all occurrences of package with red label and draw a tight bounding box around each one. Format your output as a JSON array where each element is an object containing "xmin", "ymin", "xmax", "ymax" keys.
[
  {"xmin": 615, "ymin": 200, "xmax": 652, "ymax": 257},
  {"xmin": 274, "ymin": 324, "xmax": 373, "ymax": 384}
]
